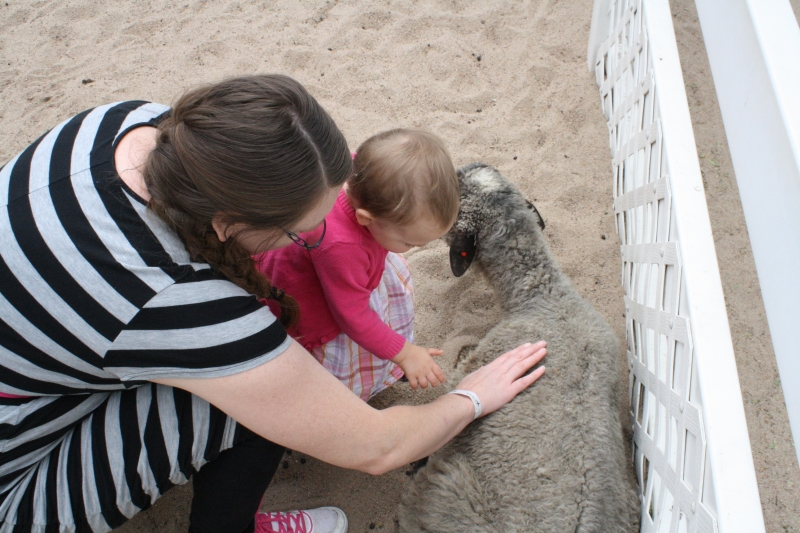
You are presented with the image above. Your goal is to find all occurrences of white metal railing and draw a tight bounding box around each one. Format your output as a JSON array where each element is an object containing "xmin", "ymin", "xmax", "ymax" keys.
[
  {"xmin": 587, "ymin": 1, "xmax": 766, "ymax": 532},
  {"xmin": 693, "ymin": 0, "xmax": 800, "ymax": 470}
]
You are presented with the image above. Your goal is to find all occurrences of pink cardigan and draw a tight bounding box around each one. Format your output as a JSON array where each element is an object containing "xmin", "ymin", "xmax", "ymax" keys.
[{"xmin": 255, "ymin": 190, "xmax": 406, "ymax": 359}]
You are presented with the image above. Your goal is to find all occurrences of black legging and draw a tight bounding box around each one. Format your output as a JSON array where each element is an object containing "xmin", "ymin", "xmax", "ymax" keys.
[{"xmin": 189, "ymin": 428, "xmax": 285, "ymax": 533}]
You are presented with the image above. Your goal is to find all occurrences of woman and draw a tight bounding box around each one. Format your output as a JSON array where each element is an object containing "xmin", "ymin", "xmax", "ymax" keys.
[{"xmin": 0, "ymin": 74, "xmax": 546, "ymax": 533}]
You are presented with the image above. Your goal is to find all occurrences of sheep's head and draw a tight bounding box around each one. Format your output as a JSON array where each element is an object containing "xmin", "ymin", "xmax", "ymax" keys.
[{"xmin": 448, "ymin": 163, "xmax": 545, "ymax": 277}]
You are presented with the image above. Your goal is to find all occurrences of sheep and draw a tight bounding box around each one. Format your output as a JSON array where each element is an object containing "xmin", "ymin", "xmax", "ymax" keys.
[{"xmin": 397, "ymin": 163, "xmax": 639, "ymax": 533}]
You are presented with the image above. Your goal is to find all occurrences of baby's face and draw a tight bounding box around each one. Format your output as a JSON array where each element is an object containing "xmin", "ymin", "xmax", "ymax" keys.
[{"xmin": 368, "ymin": 214, "xmax": 452, "ymax": 253}]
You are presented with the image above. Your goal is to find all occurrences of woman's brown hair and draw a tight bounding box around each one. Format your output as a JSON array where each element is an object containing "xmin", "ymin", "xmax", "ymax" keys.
[{"xmin": 143, "ymin": 74, "xmax": 351, "ymax": 328}]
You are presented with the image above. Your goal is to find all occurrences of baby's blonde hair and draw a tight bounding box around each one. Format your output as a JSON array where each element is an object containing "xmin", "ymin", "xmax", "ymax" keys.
[{"xmin": 349, "ymin": 129, "xmax": 459, "ymax": 228}]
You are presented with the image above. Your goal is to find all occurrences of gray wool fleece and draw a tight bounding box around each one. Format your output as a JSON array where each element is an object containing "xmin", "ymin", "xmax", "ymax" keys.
[{"xmin": 398, "ymin": 164, "xmax": 640, "ymax": 533}]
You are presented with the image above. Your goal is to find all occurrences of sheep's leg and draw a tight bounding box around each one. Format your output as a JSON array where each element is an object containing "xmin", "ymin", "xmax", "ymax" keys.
[
  {"xmin": 455, "ymin": 342, "xmax": 478, "ymax": 367},
  {"xmin": 398, "ymin": 453, "xmax": 493, "ymax": 533}
]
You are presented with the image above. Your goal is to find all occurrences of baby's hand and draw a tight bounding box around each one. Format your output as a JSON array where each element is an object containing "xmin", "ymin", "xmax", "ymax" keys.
[{"xmin": 392, "ymin": 341, "xmax": 446, "ymax": 390}]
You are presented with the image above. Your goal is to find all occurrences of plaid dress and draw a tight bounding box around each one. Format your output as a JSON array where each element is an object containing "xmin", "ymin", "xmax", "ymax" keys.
[{"xmin": 310, "ymin": 253, "xmax": 413, "ymax": 401}]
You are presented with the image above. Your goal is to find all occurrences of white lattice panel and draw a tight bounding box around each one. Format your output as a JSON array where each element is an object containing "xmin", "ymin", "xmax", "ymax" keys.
[{"xmin": 588, "ymin": 1, "xmax": 765, "ymax": 532}]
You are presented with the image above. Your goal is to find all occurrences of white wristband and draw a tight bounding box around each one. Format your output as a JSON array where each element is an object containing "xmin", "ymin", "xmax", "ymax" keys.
[{"xmin": 449, "ymin": 389, "xmax": 483, "ymax": 420}]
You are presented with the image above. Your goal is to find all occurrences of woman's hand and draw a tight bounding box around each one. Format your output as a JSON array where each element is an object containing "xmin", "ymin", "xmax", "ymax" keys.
[{"xmin": 454, "ymin": 341, "xmax": 547, "ymax": 418}]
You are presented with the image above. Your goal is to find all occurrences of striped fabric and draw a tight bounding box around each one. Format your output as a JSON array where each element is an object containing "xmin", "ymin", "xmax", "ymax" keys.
[
  {"xmin": 0, "ymin": 102, "xmax": 291, "ymax": 530},
  {"xmin": 312, "ymin": 252, "xmax": 414, "ymax": 401},
  {"xmin": 0, "ymin": 386, "xmax": 241, "ymax": 532}
]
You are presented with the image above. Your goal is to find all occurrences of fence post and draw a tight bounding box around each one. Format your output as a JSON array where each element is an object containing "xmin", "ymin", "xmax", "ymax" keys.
[{"xmin": 693, "ymin": 0, "xmax": 800, "ymax": 469}]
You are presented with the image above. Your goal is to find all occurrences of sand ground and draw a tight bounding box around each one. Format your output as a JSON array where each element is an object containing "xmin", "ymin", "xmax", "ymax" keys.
[{"xmin": 0, "ymin": 0, "xmax": 798, "ymax": 531}]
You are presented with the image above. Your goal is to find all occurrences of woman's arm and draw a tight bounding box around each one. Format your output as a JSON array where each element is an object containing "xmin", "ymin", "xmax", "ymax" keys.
[{"xmin": 153, "ymin": 339, "xmax": 546, "ymax": 475}]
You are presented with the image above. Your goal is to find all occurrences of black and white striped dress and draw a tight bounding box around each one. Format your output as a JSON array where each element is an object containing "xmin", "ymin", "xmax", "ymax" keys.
[{"xmin": 0, "ymin": 101, "xmax": 291, "ymax": 531}]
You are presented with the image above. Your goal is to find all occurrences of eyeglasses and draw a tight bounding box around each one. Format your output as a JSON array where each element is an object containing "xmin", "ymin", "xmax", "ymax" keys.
[{"xmin": 283, "ymin": 219, "xmax": 327, "ymax": 250}]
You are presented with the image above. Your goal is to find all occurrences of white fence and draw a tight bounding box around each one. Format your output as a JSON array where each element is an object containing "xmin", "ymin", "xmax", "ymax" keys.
[
  {"xmin": 587, "ymin": 1, "xmax": 766, "ymax": 532},
  {"xmin": 692, "ymin": 0, "xmax": 800, "ymax": 470}
]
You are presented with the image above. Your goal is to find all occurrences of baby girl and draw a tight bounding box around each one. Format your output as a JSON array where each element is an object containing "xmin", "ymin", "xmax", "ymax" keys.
[{"xmin": 256, "ymin": 129, "xmax": 460, "ymax": 400}]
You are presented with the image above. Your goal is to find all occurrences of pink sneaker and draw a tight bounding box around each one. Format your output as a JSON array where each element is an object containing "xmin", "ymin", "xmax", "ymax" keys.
[{"xmin": 255, "ymin": 507, "xmax": 348, "ymax": 533}]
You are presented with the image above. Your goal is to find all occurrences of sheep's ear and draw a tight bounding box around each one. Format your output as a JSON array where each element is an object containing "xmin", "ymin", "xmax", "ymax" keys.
[
  {"xmin": 449, "ymin": 233, "xmax": 477, "ymax": 277},
  {"xmin": 525, "ymin": 199, "xmax": 545, "ymax": 230}
]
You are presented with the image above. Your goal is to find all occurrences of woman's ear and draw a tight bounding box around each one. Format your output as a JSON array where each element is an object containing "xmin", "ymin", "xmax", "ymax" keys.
[
  {"xmin": 449, "ymin": 232, "xmax": 477, "ymax": 277},
  {"xmin": 211, "ymin": 213, "xmax": 232, "ymax": 242},
  {"xmin": 354, "ymin": 208, "xmax": 375, "ymax": 227},
  {"xmin": 211, "ymin": 213, "xmax": 248, "ymax": 242}
]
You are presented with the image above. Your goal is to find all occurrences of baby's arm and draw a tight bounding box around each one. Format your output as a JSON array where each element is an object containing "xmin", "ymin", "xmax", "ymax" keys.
[
  {"xmin": 312, "ymin": 246, "xmax": 445, "ymax": 388},
  {"xmin": 312, "ymin": 245, "xmax": 408, "ymax": 358}
]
